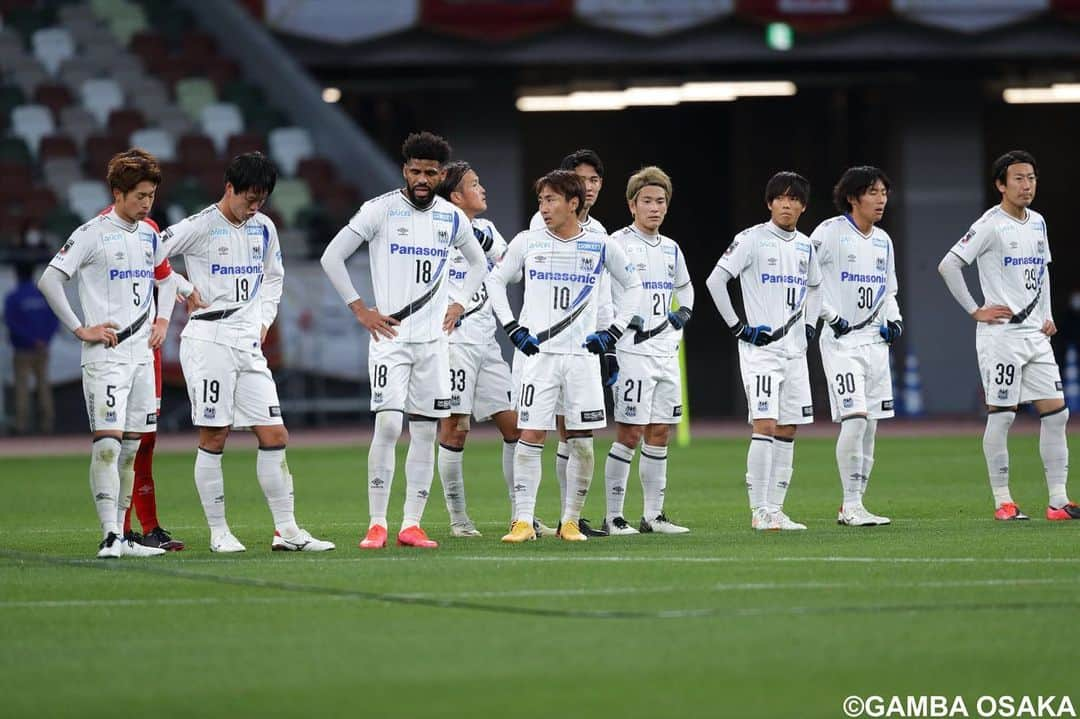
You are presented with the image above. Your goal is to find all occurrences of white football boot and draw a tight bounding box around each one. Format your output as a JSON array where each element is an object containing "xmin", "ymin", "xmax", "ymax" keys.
[
  {"xmin": 751, "ymin": 508, "xmax": 780, "ymax": 531},
  {"xmin": 210, "ymin": 529, "xmax": 247, "ymax": 553},
  {"xmin": 96, "ymin": 532, "xmax": 123, "ymax": 559},
  {"xmin": 450, "ymin": 519, "xmax": 482, "ymax": 537},
  {"xmin": 120, "ymin": 536, "xmax": 166, "ymax": 557},
  {"xmin": 837, "ymin": 504, "xmax": 891, "ymax": 526},
  {"xmin": 602, "ymin": 516, "xmax": 640, "ymax": 536},
  {"xmin": 271, "ymin": 528, "xmax": 336, "ymax": 552},
  {"xmin": 640, "ymin": 512, "xmax": 690, "ymax": 534},
  {"xmin": 774, "ymin": 510, "xmax": 807, "ymax": 531}
]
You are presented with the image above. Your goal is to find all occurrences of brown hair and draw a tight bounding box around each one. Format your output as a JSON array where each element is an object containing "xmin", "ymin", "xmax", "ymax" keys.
[
  {"xmin": 106, "ymin": 148, "xmax": 162, "ymax": 194},
  {"xmin": 534, "ymin": 170, "xmax": 585, "ymax": 212},
  {"xmin": 626, "ymin": 165, "xmax": 672, "ymax": 204}
]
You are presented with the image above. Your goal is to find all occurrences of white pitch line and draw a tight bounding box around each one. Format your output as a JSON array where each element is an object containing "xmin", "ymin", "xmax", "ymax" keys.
[{"xmin": 2, "ymin": 576, "xmax": 1077, "ymax": 609}]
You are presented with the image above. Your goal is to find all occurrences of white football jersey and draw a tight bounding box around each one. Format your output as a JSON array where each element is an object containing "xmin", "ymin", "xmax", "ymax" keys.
[
  {"xmin": 811, "ymin": 215, "xmax": 901, "ymax": 349},
  {"xmin": 716, "ymin": 221, "xmax": 821, "ymax": 357},
  {"xmin": 949, "ymin": 206, "xmax": 1051, "ymax": 337},
  {"xmin": 487, "ymin": 226, "xmax": 642, "ymax": 356},
  {"xmin": 531, "ymin": 211, "xmax": 613, "ymax": 328},
  {"xmin": 49, "ymin": 210, "xmax": 158, "ymax": 365},
  {"xmin": 449, "ymin": 217, "xmax": 507, "ymax": 346},
  {"xmin": 339, "ymin": 190, "xmax": 477, "ymax": 343},
  {"xmin": 159, "ymin": 205, "xmax": 282, "ymax": 353},
  {"xmin": 529, "ymin": 210, "xmax": 606, "ymax": 236},
  {"xmin": 609, "ymin": 225, "xmax": 692, "ymax": 357}
]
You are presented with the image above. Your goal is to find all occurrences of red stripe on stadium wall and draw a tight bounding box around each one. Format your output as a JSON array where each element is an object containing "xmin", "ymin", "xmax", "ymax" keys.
[{"xmin": 420, "ymin": 0, "xmax": 574, "ymax": 40}]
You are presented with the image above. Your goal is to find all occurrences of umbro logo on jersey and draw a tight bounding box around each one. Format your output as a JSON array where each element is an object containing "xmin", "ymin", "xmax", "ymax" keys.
[
  {"xmin": 533, "ymin": 255, "xmax": 547, "ymax": 263},
  {"xmin": 767, "ymin": 257, "xmax": 778, "ymax": 267},
  {"xmin": 113, "ymin": 251, "xmax": 125, "ymax": 261},
  {"xmin": 218, "ymin": 246, "xmax": 229, "ymax": 255},
  {"xmin": 396, "ymin": 227, "xmax": 409, "ymax": 236},
  {"xmin": 847, "ymin": 254, "xmax": 858, "ymax": 263}
]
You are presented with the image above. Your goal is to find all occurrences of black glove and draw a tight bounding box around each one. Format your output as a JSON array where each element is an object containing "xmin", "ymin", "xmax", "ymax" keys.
[
  {"xmin": 829, "ymin": 316, "xmax": 852, "ymax": 338},
  {"xmin": 600, "ymin": 351, "xmax": 619, "ymax": 387},
  {"xmin": 805, "ymin": 323, "xmax": 817, "ymax": 342},
  {"xmin": 667, "ymin": 306, "xmax": 692, "ymax": 330},
  {"xmin": 504, "ymin": 321, "xmax": 539, "ymax": 356},
  {"xmin": 472, "ymin": 226, "xmax": 494, "ymax": 253},
  {"xmin": 730, "ymin": 321, "xmax": 773, "ymax": 347},
  {"xmin": 880, "ymin": 319, "xmax": 903, "ymax": 344},
  {"xmin": 583, "ymin": 325, "xmax": 622, "ymax": 354}
]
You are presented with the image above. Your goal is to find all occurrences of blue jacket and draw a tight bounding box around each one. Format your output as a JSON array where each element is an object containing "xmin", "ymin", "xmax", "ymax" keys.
[{"xmin": 5, "ymin": 280, "xmax": 59, "ymax": 350}]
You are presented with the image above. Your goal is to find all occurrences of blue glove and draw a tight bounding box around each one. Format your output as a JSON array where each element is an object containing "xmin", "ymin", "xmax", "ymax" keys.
[
  {"xmin": 880, "ymin": 319, "xmax": 903, "ymax": 344},
  {"xmin": 583, "ymin": 325, "xmax": 622, "ymax": 354},
  {"xmin": 731, "ymin": 321, "xmax": 773, "ymax": 347},
  {"xmin": 472, "ymin": 226, "xmax": 494, "ymax": 253},
  {"xmin": 667, "ymin": 306, "xmax": 692, "ymax": 330},
  {"xmin": 600, "ymin": 352, "xmax": 619, "ymax": 387},
  {"xmin": 504, "ymin": 321, "xmax": 539, "ymax": 356},
  {"xmin": 829, "ymin": 316, "xmax": 852, "ymax": 338},
  {"xmin": 805, "ymin": 323, "xmax": 817, "ymax": 342}
]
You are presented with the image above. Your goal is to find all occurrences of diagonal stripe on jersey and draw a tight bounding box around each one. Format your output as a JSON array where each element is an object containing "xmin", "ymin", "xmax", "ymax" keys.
[
  {"xmin": 536, "ymin": 300, "xmax": 590, "ymax": 344},
  {"xmin": 389, "ymin": 274, "xmax": 444, "ymax": 322},
  {"xmin": 633, "ymin": 318, "xmax": 670, "ymax": 344}
]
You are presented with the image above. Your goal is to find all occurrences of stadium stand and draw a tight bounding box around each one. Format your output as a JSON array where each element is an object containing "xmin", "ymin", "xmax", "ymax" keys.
[{"xmin": 0, "ymin": 0, "xmax": 364, "ymax": 255}]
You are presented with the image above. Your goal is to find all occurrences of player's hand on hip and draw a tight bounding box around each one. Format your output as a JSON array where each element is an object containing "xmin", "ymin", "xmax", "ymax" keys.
[
  {"xmin": 504, "ymin": 321, "xmax": 539, "ymax": 356},
  {"xmin": 1042, "ymin": 319, "xmax": 1057, "ymax": 336},
  {"xmin": 731, "ymin": 321, "xmax": 773, "ymax": 347},
  {"xmin": 443, "ymin": 302, "xmax": 465, "ymax": 334},
  {"xmin": 148, "ymin": 318, "xmax": 168, "ymax": 348},
  {"xmin": 352, "ymin": 303, "xmax": 398, "ymax": 341},
  {"xmin": 76, "ymin": 322, "xmax": 119, "ymax": 347},
  {"xmin": 828, "ymin": 316, "xmax": 851, "ymax": 338},
  {"xmin": 879, "ymin": 319, "xmax": 904, "ymax": 344},
  {"xmin": 667, "ymin": 307, "xmax": 692, "ymax": 330},
  {"xmin": 583, "ymin": 326, "xmax": 622, "ymax": 354},
  {"xmin": 971, "ymin": 305, "xmax": 1012, "ymax": 324},
  {"xmin": 805, "ymin": 323, "xmax": 817, "ymax": 342},
  {"xmin": 183, "ymin": 288, "xmax": 208, "ymax": 313}
]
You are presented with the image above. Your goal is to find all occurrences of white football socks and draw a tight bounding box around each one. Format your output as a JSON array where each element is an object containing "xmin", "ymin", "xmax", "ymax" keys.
[
  {"xmin": 604, "ymin": 441, "xmax": 634, "ymax": 521},
  {"xmin": 438, "ymin": 443, "xmax": 468, "ymax": 525},
  {"xmin": 555, "ymin": 440, "xmax": 569, "ymax": 516},
  {"xmin": 89, "ymin": 436, "xmax": 122, "ymax": 538},
  {"xmin": 367, "ymin": 411, "xmax": 402, "ymax": 528},
  {"xmin": 513, "ymin": 440, "xmax": 544, "ymax": 525},
  {"xmin": 640, "ymin": 443, "xmax": 668, "ymax": 520},
  {"xmin": 256, "ymin": 447, "xmax": 299, "ymax": 535},
  {"xmin": 837, "ymin": 417, "xmax": 867, "ymax": 508},
  {"xmin": 116, "ymin": 438, "xmax": 140, "ymax": 531},
  {"xmin": 983, "ymin": 410, "xmax": 1016, "ymax": 507},
  {"xmin": 502, "ymin": 439, "xmax": 517, "ymax": 520},
  {"xmin": 402, "ymin": 419, "xmax": 437, "ymax": 529},
  {"xmin": 746, "ymin": 434, "xmax": 774, "ymax": 511},
  {"xmin": 1040, "ymin": 407, "xmax": 1070, "ymax": 508},
  {"xmin": 562, "ymin": 437, "xmax": 594, "ymax": 524},
  {"xmin": 861, "ymin": 418, "xmax": 877, "ymax": 503},
  {"xmin": 194, "ymin": 447, "xmax": 227, "ymax": 532},
  {"xmin": 767, "ymin": 436, "xmax": 794, "ymax": 513}
]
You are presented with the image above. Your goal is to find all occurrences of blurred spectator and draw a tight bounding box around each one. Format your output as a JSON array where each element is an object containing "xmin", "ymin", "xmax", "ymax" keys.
[
  {"xmin": 1061, "ymin": 287, "xmax": 1080, "ymax": 349},
  {"xmin": 4, "ymin": 263, "xmax": 58, "ymax": 434}
]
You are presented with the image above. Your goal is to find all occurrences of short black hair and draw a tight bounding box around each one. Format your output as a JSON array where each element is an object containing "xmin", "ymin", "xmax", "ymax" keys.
[
  {"xmin": 535, "ymin": 170, "xmax": 586, "ymax": 213},
  {"xmin": 225, "ymin": 151, "xmax": 278, "ymax": 196},
  {"xmin": 832, "ymin": 165, "xmax": 890, "ymax": 214},
  {"xmin": 765, "ymin": 171, "xmax": 810, "ymax": 206},
  {"xmin": 991, "ymin": 150, "xmax": 1037, "ymax": 186},
  {"xmin": 436, "ymin": 161, "xmax": 472, "ymax": 201},
  {"xmin": 402, "ymin": 131, "xmax": 451, "ymax": 165},
  {"xmin": 560, "ymin": 149, "xmax": 603, "ymax": 178}
]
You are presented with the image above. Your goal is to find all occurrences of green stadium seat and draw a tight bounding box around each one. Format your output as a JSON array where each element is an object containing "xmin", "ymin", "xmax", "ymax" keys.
[
  {"xmin": 174, "ymin": 76, "xmax": 216, "ymax": 121},
  {"xmin": 269, "ymin": 178, "xmax": 312, "ymax": 228},
  {"xmin": 44, "ymin": 205, "xmax": 83, "ymax": 238}
]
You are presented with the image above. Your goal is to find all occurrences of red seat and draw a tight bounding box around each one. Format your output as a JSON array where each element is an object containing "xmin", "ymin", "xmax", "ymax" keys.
[
  {"xmin": 177, "ymin": 133, "xmax": 218, "ymax": 171},
  {"xmin": 224, "ymin": 132, "xmax": 265, "ymax": 158},
  {"xmin": 39, "ymin": 134, "xmax": 79, "ymax": 161},
  {"xmin": 130, "ymin": 32, "xmax": 169, "ymax": 65},
  {"xmin": 84, "ymin": 133, "xmax": 128, "ymax": 175},
  {"xmin": 297, "ymin": 157, "xmax": 336, "ymax": 187},
  {"xmin": 23, "ymin": 186, "xmax": 58, "ymax": 222},
  {"xmin": 106, "ymin": 108, "xmax": 146, "ymax": 139},
  {"xmin": 33, "ymin": 83, "xmax": 73, "ymax": 117}
]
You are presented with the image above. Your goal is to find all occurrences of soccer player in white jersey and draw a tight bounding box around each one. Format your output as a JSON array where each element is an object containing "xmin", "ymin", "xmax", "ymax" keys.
[
  {"xmin": 810, "ymin": 166, "xmax": 904, "ymax": 527},
  {"xmin": 602, "ymin": 166, "xmax": 693, "ymax": 535},
  {"xmin": 321, "ymin": 132, "xmax": 488, "ymax": 549},
  {"xmin": 37, "ymin": 149, "xmax": 184, "ymax": 557},
  {"xmin": 526, "ymin": 149, "xmax": 611, "ymax": 536},
  {"xmin": 707, "ymin": 172, "xmax": 821, "ymax": 531},
  {"xmin": 487, "ymin": 170, "xmax": 643, "ymax": 543},
  {"xmin": 433, "ymin": 161, "xmax": 519, "ymax": 537},
  {"xmin": 938, "ymin": 150, "xmax": 1077, "ymax": 521},
  {"xmin": 161, "ymin": 152, "xmax": 334, "ymax": 553}
]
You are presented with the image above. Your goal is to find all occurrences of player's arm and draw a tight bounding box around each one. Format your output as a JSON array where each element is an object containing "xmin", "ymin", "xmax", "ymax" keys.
[
  {"xmin": 1041, "ymin": 264, "xmax": 1056, "ymax": 336},
  {"xmin": 484, "ymin": 234, "xmax": 538, "ymax": 355},
  {"xmin": 595, "ymin": 271, "xmax": 615, "ymax": 331},
  {"xmin": 668, "ymin": 244, "xmax": 694, "ymax": 330},
  {"xmin": 583, "ymin": 240, "xmax": 641, "ymax": 354},
  {"xmin": 445, "ymin": 213, "xmax": 489, "ymax": 332},
  {"xmin": 320, "ymin": 206, "xmax": 398, "ymax": 340},
  {"xmin": 705, "ymin": 264, "xmax": 769, "ymax": 346},
  {"xmin": 807, "ymin": 226, "xmax": 849, "ymax": 337},
  {"xmin": 38, "ymin": 266, "xmax": 117, "ymax": 346},
  {"xmin": 937, "ymin": 227, "xmax": 1011, "ymax": 323},
  {"xmin": 258, "ymin": 223, "xmax": 284, "ymax": 342},
  {"xmin": 877, "ymin": 238, "xmax": 904, "ymax": 344}
]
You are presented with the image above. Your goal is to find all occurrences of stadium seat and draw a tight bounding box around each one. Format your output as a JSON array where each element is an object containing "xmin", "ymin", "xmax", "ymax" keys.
[
  {"xmin": 59, "ymin": 105, "xmax": 98, "ymax": 148},
  {"xmin": 199, "ymin": 101, "xmax": 243, "ymax": 153},
  {"xmin": 23, "ymin": 185, "xmax": 57, "ymax": 222},
  {"xmin": 0, "ymin": 136, "xmax": 32, "ymax": 164},
  {"xmin": 268, "ymin": 178, "xmax": 311, "ymax": 227},
  {"xmin": 89, "ymin": 0, "xmax": 129, "ymax": 22},
  {"xmin": 154, "ymin": 107, "xmax": 193, "ymax": 138},
  {"xmin": 31, "ymin": 27, "xmax": 74, "ymax": 76},
  {"xmin": 57, "ymin": 58, "xmax": 97, "ymax": 94},
  {"xmin": 177, "ymin": 132, "xmax": 217, "ymax": 168},
  {"xmin": 7, "ymin": 55, "xmax": 48, "ymax": 96},
  {"xmin": 0, "ymin": 83, "xmax": 26, "ymax": 118},
  {"xmin": 42, "ymin": 156, "xmax": 84, "ymax": 196},
  {"xmin": 175, "ymin": 76, "xmax": 216, "ymax": 121},
  {"xmin": 38, "ymin": 134, "xmax": 78, "ymax": 161},
  {"xmin": 44, "ymin": 205, "xmax": 83, "ymax": 239},
  {"xmin": 297, "ymin": 157, "xmax": 337, "ymax": 188},
  {"xmin": 0, "ymin": 160, "xmax": 32, "ymax": 191},
  {"xmin": 10, "ymin": 103, "xmax": 56, "ymax": 155},
  {"xmin": 268, "ymin": 126, "xmax": 314, "ymax": 177},
  {"xmin": 32, "ymin": 83, "xmax": 73, "ymax": 116},
  {"xmin": 106, "ymin": 107, "xmax": 144, "ymax": 138},
  {"xmin": 83, "ymin": 133, "xmax": 126, "ymax": 173},
  {"xmin": 106, "ymin": 5, "xmax": 148, "ymax": 45},
  {"xmin": 167, "ymin": 176, "xmax": 210, "ymax": 215},
  {"xmin": 80, "ymin": 77, "xmax": 124, "ymax": 126},
  {"xmin": 130, "ymin": 127, "xmax": 176, "ymax": 161},
  {"xmin": 5, "ymin": 6, "xmax": 56, "ymax": 45},
  {"xmin": 66, "ymin": 179, "xmax": 110, "ymax": 220},
  {"xmin": 224, "ymin": 132, "xmax": 265, "ymax": 158}
]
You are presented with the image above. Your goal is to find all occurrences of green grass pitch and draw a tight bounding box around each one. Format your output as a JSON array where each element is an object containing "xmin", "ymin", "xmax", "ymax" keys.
[{"xmin": 1, "ymin": 435, "xmax": 1077, "ymax": 718}]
